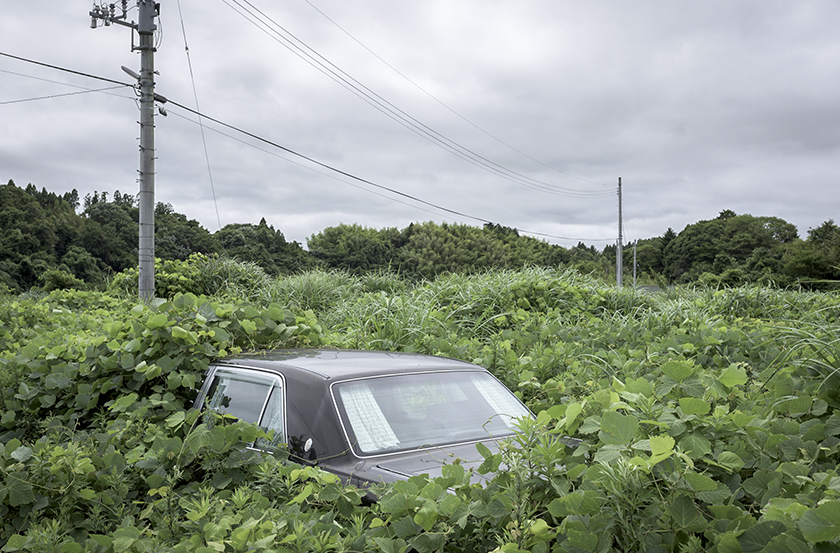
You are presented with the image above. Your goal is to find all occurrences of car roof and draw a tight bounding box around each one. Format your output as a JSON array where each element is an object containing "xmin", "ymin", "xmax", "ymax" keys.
[{"xmin": 215, "ymin": 349, "xmax": 485, "ymax": 381}]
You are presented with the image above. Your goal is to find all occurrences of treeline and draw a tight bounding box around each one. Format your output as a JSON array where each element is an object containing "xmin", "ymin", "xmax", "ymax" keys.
[{"xmin": 1, "ymin": 180, "xmax": 838, "ymax": 293}]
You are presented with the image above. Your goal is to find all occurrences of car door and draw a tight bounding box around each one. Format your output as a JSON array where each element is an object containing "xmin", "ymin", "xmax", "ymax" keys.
[{"xmin": 201, "ymin": 367, "xmax": 286, "ymax": 450}]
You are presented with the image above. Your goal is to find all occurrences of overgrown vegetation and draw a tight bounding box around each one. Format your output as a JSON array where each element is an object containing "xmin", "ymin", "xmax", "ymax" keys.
[
  {"xmin": 2, "ymin": 261, "xmax": 840, "ymax": 551},
  {"xmin": 4, "ymin": 180, "xmax": 840, "ymax": 294}
]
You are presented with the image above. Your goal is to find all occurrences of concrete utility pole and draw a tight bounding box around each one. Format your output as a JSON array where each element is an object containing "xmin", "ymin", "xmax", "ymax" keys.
[
  {"xmin": 91, "ymin": 0, "xmax": 162, "ymax": 300},
  {"xmin": 616, "ymin": 177, "xmax": 623, "ymax": 287}
]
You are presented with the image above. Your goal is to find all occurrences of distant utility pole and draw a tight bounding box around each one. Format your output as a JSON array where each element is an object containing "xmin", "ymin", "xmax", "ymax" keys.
[
  {"xmin": 90, "ymin": 0, "xmax": 162, "ymax": 300},
  {"xmin": 616, "ymin": 177, "xmax": 623, "ymax": 287}
]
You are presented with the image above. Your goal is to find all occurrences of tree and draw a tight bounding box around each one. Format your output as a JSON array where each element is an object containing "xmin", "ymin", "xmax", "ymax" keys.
[
  {"xmin": 154, "ymin": 202, "xmax": 220, "ymax": 261},
  {"xmin": 662, "ymin": 212, "xmax": 797, "ymax": 283},
  {"xmin": 308, "ymin": 224, "xmax": 400, "ymax": 273},
  {"xmin": 783, "ymin": 220, "xmax": 840, "ymax": 286},
  {"xmin": 215, "ymin": 219, "xmax": 314, "ymax": 275}
]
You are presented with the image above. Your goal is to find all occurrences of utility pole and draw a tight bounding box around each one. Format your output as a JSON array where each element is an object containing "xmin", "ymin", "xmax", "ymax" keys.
[
  {"xmin": 91, "ymin": 0, "xmax": 162, "ymax": 300},
  {"xmin": 616, "ymin": 177, "xmax": 623, "ymax": 287},
  {"xmin": 633, "ymin": 239, "xmax": 637, "ymax": 288}
]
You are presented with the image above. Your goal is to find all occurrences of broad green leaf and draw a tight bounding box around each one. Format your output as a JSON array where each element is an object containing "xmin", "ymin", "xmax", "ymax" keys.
[
  {"xmin": 529, "ymin": 519, "xmax": 552, "ymax": 537},
  {"xmin": 825, "ymin": 414, "xmax": 840, "ymax": 436},
  {"xmin": 110, "ymin": 393, "xmax": 138, "ymax": 413},
  {"xmin": 736, "ymin": 520, "xmax": 787, "ymax": 553},
  {"xmin": 146, "ymin": 313, "xmax": 168, "ymax": 330},
  {"xmin": 696, "ymin": 484, "xmax": 734, "ymax": 504},
  {"xmin": 413, "ymin": 500, "xmax": 438, "ymax": 532},
  {"xmin": 798, "ymin": 501, "xmax": 840, "ymax": 543},
  {"xmin": 661, "ymin": 360, "xmax": 694, "ymax": 382},
  {"xmin": 564, "ymin": 528, "xmax": 598, "ymax": 551},
  {"xmin": 717, "ymin": 451, "xmax": 745, "ymax": 473},
  {"xmin": 625, "ymin": 377, "xmax": 652, "ymax": 396},
  {"xmin": 4, "ymin": 438, "xmax": 22, "ymax": 457},
  {"xmin": 564, "ymin": 402, "xmax": 582, "ymax": 432},
  {"xmin": 708, "ymin": 505, "xmax": 745, "ymax": 520},
  {"xmin": 785, "ymin": 396, "xmax": 812, "ymax": 415},
  {"xmin": 668, "ymin": 495, "xmax": 700, "ymax": 529},
  {"xmin": 3, "ymin": 535, "xmax": 29, "ymax": 551},
  {"xmin": 593, "ymin": 444, "xmax": 624, "ymax": 465},
  {"xmin": 679, "ymin": 398, "xmax": 711, "ymax": 416},
  {"xmin": 598, "ymin": 411, "xmax": 638, "ymax": 445},
  {"xmin": 684, "ymin": 471, "xmax": 718, "ymax": 492},
  {"xmin": 679, "ymin": 434, "xmax": 712, "ymax": 459},
  {"xmin": 166, "ymin": 412, "xmax": 186, "ymax": 429},
  {"xmin": 545, "ymin": 404, "xmax": 565, "ymax": 420},
  {"xmin": 548, "ymin": 491, "xmax": 603, "ymax": 517},
  {"xmin": 89, "ymin": 535, "xmax": 113, "ymax": 549},
  {"xmin": 578, "ymin": 415, "xmax": 601, "ymax": 435},
  {"xmin": 240, "ymin": 319, "xmax": 257, "ymax": 335},
  {"xmin": 124, "ymin": 338, "xmax": 142, "ymax": 353},
  {"xmin": 475, "ymin": 442, "xmax": 492, "ymax": 459},
  {"xmin": 10, "ymin": 446, "xmax": 32, "ymax": 463},
  {"xmin": 7, "ymin": 477, "xmax": 35, "ymax": 506},
  {"xmin": 764, "ymin": 534, "xmax": 811, "ymax": 553},
  {"xmin": 649, "ymin": 435, "xmax": 675, "ymax": 458},
  {"xmin": 719, "ymin": 364, "xmax": 748, "ymax": 388}
]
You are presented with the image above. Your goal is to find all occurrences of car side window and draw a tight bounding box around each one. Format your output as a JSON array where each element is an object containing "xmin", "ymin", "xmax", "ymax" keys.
[{"xmin": 205, "ymin": 368, "xmax": 285, "ymax": 449}]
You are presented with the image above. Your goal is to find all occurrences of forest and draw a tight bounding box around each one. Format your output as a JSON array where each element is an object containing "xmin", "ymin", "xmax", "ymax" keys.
[{"xmin": 2, "ymin": 179, "xmax": 838, "ymax": 294}]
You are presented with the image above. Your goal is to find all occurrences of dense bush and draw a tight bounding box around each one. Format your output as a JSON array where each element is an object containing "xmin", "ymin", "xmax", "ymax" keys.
[{"xmin": 2, "ymin": 268, "xmax": 840, "ymax": 551}]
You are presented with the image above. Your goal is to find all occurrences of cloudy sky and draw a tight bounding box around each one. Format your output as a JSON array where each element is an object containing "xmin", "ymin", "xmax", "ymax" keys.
[{"xmin": 2, "ymin": 1, "xmax": 839, "ymax": 249}]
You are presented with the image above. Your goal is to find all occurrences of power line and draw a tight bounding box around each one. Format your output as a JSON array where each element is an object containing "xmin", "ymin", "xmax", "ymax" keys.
[
  {"xmin": 216, "ymin": 0, "xmax": 614, "ymax": 199},
  {"xmin": 167, "ymin": 109, "xmax": 464, "ymax": 222},
  {"xmin": 175, "ymin": 0, "xmax": 223, "ymax": 232},
  {"xmin": 302, "ymin": 0, "xmax": 610, "ymax": 188},
  {"xmin": 167, "ymin": 108, "xmax": 614, "ymax": 243},
  {"xmin": 0, "ymin": 49, "xmax": 616, "ymax": 243},
  {"xmin": 0, "ymin": 85, "xmax": 124, "ymax": 105},
  {"xmin": 0, "ymin": 51, "xmax": 133, "ymax": 88},
  {"xmin": 165, "ymin": 97, "xmax": 494, "ymax": 225}
]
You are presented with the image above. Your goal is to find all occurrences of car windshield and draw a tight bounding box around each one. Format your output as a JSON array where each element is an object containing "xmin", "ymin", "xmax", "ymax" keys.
[{"xmin": 333, "ymin": 371, "xmax": 531, "ymax": 455}]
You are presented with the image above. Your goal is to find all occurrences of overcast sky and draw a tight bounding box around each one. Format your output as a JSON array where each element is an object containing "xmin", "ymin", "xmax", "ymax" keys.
[{"xmin": 2, "ymin": 1, "xmax": 839, "ymax": 249}]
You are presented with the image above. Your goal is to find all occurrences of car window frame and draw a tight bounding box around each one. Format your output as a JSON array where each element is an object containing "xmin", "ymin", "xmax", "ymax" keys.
[
  {"xmin": 201, "ymin": 365, "xmax": 288, "ymax": 451},
  {"xmin": 329, "ymin": 369, "xmax": 532, "ymax": 459}
]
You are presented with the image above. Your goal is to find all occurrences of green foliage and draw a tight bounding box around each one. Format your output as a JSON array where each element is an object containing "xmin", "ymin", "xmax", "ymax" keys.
[
  {"xmin": 5, "ymin": 260, "xmax": 840, "ymax": 551},
  {"xmin": 395, "ymin": 221, "xmax": 569, "ymax": 279},
  {"xmin": 308, "ymin": 223, "xmax": 404, "ymax": 273},
  {"xmin": 216, "ymin": 219, "xmax": 315, "ymax": 275},
  {"xmin": 663, "ymin": 211, "xmax": 798, "ymax": 284},
  {"xmin": 0, "ymin": 289, "xmax": 331, "ymax": 548}
]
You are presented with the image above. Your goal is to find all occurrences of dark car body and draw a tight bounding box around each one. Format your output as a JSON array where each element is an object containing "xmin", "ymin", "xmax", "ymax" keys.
[{"xmin": 193, "ymin": 349, "xmax": 532, "ymax": 487}]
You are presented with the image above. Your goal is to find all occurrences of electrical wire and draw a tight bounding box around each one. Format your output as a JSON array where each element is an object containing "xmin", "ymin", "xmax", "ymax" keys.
[
  {"xmin": 167, "ymin": 109, "xmax": 462, "ymax": 222},
  {"xmin": 217, "ymin": 0, "xmax": 614, "ymax": 199},
  {"xmin": 174, "ymin": 0, "xmax": 224, "ymax": 232},
  {"xmin": 302, "ymin": 0, "xmax": 610, "ymax": 188},
  {"xmin": 0, "ymin": 52, "xmax": 133, "ymax": 88},
  {"xmin": 166, "ymin": 97, "xmax": 494, "ymax": 225},
  {"xmin": 0, "ymin": 49, "xmax": 616, "ymax": 243},
  {"xmin": 0, "ymin": 85, "xmax": 124, "ymax": 105},
  {"xmin": 166, "ymin": 99, "xmax": 615, "ymax": 241}
]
